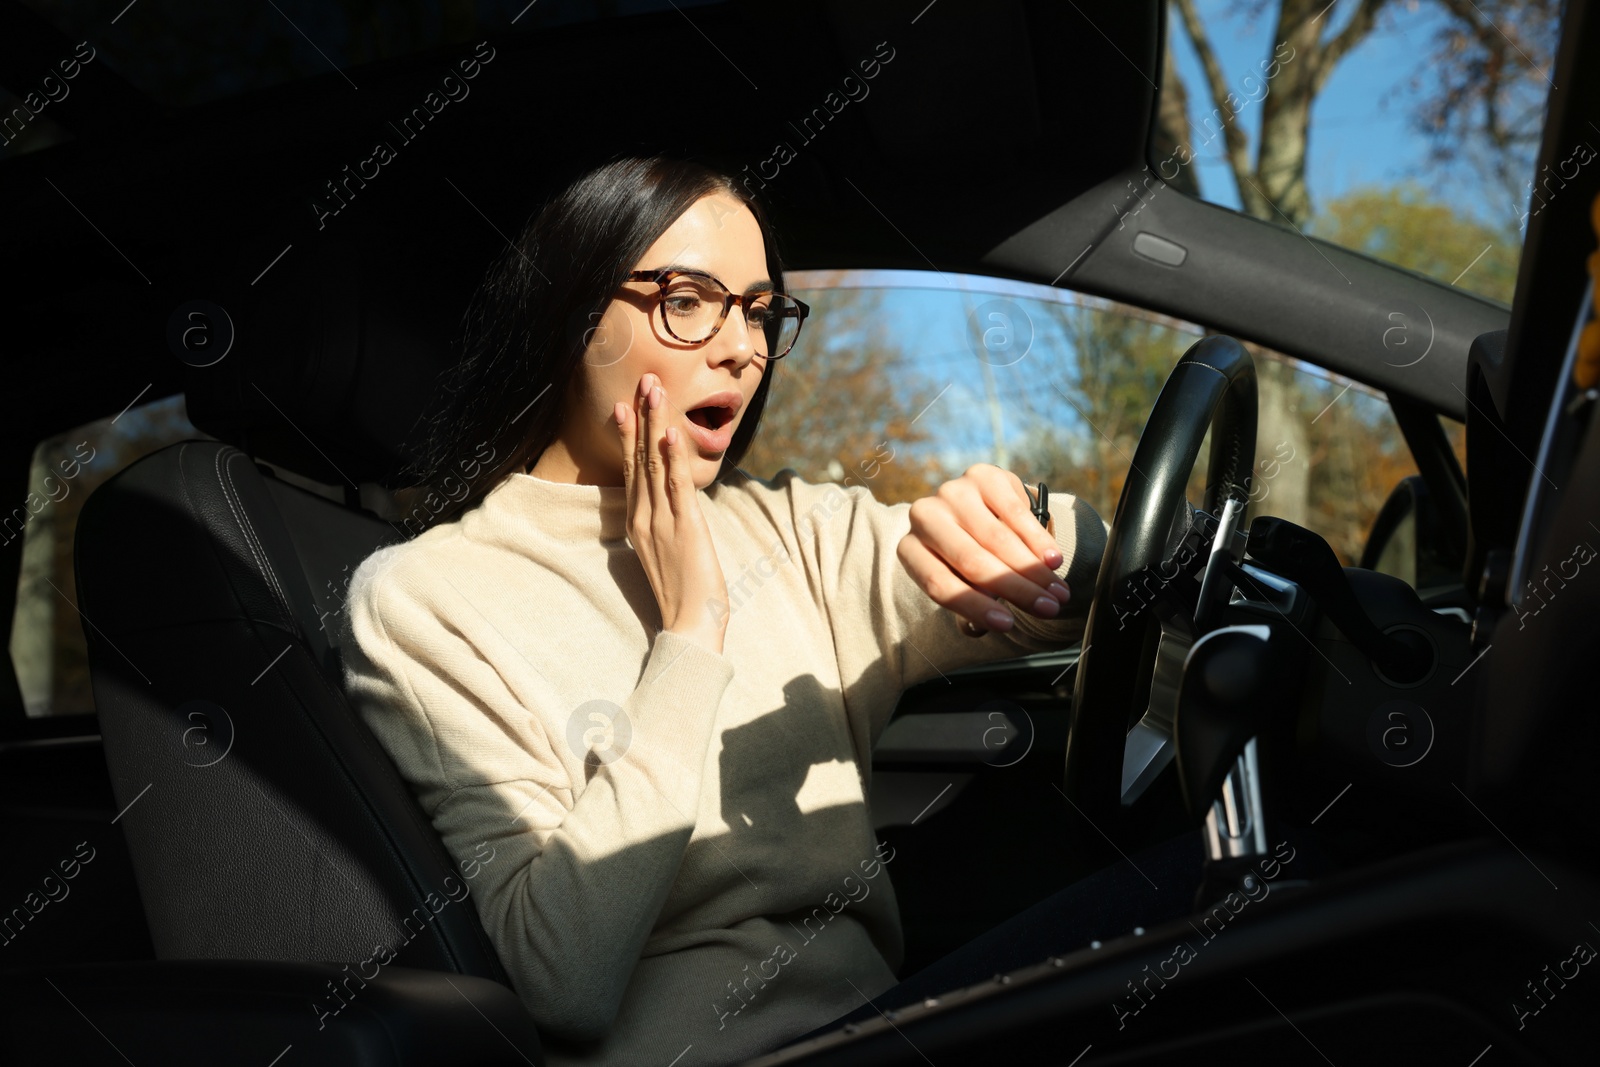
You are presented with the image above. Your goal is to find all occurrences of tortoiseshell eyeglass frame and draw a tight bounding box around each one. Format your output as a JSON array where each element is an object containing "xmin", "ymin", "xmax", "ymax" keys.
[{"xmin": 623, "ymin": 268, "xmax": 810, "ymax": 359}]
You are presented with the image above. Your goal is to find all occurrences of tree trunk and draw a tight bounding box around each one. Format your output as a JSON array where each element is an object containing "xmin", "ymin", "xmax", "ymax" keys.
[
  {"xmin": 1255, "ymin": 0, "xmax": 1329, "ymax": 227},
  {"xmin": 1153, "ymin": 32, "xmax": 1201, "ymax": 198},
  {"xmin": 1246, "ymin": 354, "xmax": 1312, "ymax": 529}
]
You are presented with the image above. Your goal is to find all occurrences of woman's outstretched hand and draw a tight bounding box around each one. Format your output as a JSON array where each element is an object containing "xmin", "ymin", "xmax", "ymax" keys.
[
  {"xmin": 897, "ymin": 464, "xmax": 1072, "ymax": 636},
  {"xmin": 615, "ymin": 372, "xmax": 730, "ymax": 656}
]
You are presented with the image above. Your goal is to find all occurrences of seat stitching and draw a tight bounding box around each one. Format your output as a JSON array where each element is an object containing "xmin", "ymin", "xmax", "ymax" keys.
[
  {"xmin": 161, "ymin": 446, "xmax": 502, "ymax": 981},
  {"xmin": 228, "ymin": 450, "xmax": 295, "ymax": 619},
  {"xmin": 212, "ymin": 447, "xmax": 273, "ymax": 605},
  {"xmin": 216, "ymin": 448, "xmax": 295, "ymax": 626}
]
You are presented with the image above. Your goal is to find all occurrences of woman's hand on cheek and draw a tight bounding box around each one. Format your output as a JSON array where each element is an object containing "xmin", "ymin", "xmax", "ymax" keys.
[
  {"xmin": 614, "ymin": 372, "xmax": 731, "ymax": 656},
  {"xmin": 895, "ymin": 464, "xmax": 1070, "ymax": 636}
]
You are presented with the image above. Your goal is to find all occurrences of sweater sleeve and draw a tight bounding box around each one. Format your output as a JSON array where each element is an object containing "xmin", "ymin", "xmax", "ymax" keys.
[
  {"xmin": 342, "ymin": 547, "xmax": 735, "ymax": 1043},
  {"xmin": 760, "ymin": 469, "xmax": 1107, "ymax": 752}
]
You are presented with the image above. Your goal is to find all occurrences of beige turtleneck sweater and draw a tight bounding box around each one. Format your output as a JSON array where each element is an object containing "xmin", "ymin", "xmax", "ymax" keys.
[{"xmin": 342, "ymin": 466, "xmax": 1106, "ymax": 1066}]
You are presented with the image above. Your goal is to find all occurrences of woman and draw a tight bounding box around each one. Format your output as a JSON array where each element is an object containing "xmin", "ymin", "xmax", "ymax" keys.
[{"xmin": 342, "ymin": 156, "xmax": 1139, "ymax": 1065}]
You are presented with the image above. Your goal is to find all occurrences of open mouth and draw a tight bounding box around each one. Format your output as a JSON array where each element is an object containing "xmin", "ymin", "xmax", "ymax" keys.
[{"xmin": 687, "ymin": 405, "xmax": 734, "ymax": 430}]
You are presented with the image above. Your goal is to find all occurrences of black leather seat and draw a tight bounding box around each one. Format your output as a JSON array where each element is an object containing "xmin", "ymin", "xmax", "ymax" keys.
[{"xmin": 72, "ymin": 238, "xmax": 513, "ymax": 985}]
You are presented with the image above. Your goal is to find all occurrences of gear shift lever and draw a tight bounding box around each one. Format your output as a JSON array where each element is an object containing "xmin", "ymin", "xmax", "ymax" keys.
[
  {"xmin": 1174, "ymin": 625, "xmax": 1275, "ymax": 817},
  {"xmin": 1174, "ymin": 622, "xmax": 1297, "ymax": 907}
]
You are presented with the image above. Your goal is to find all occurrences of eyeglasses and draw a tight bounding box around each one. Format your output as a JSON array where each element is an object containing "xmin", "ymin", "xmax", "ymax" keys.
[{"xmin": 624, "ymin": 268, "xmax": 809, "ymax": 359}]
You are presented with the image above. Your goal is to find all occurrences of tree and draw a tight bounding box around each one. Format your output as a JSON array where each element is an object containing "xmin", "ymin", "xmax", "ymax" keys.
[
  {"xmin": 1165, "ymin": 0, "xmax": 1558, "ymax": 229},
  {"xmin": 1300, "ymin": 378, "xmax": 1421, "ymax": 560},
  {"xmin": 1312, "ymin": 182, "xmax": 1520, "ymax": 304},
  {"xmin": 1158, "ymin": 0, "xmax": 1556, "ymax": 539},
  {"xmin": 1007, "ymin": 302, "xmax": 1210, "ymax": 524},
  {"xmin": 1165, "ymin": 0, "xmax": 1405, "ymax": 526},
  {"xmin": 739, "ymin": 285, "xmax": 944, "ymax": 505},
  {"xmin": 1414, "ymin": 0, "xmax": 1563, "ymax": 209}
]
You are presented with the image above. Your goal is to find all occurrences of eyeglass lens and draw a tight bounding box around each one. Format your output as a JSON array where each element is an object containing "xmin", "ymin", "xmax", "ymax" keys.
[{"xmin": 659, "ymin": 275, "xmax": 801, "ymax": 357}]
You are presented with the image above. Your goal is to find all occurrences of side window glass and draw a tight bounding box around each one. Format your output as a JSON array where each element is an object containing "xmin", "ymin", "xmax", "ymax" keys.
[
  {"xmin": 743, "ymin": 275, "xmax": 1210, "ymax": 518},
  {"xmin": 754, "ymin": 271, "xmax": 1420, "ymax": 565},
  {"xmin": 1241, "ymin": 355, "xmax": 1420, "ymax": 564},
  {"xmin": 9, "ymin": 394, "xmax": 209, "ymax": 717}
]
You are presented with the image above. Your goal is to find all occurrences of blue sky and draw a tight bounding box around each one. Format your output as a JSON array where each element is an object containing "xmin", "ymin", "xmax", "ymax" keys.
[
  {"xmin": 1164, "ymin": 0, "xmax": 1538, "ymax": 230},
  {"xmin": 784, "ymin": 5, "xmax": 1547, "ymax": 484}
]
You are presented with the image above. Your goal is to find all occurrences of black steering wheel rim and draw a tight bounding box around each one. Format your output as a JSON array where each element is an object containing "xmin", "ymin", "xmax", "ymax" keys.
[{"xmin": 1064, "ymin": 335, "xmax": 1257, "ymax": 829}]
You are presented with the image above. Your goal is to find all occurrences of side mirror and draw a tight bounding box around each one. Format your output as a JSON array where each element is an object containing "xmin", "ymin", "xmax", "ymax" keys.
[{"xmin": 1359, "ymin": 475, "xmax": 1461, "ymax": 593}]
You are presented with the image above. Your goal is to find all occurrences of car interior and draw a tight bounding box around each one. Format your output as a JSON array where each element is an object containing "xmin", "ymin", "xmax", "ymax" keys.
[{"xmin": 2, "ymin": 0, "xmax": 1599, "ymax": 1064}]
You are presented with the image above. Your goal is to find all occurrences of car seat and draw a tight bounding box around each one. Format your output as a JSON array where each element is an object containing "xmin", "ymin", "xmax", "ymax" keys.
[{"xmin": 71, "ymin": 238, "xmax": 513, "ymax": 986}]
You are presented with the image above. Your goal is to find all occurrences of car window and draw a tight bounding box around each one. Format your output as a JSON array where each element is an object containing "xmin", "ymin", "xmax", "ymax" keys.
[
  {"xmin": 1152, "ymin": 2, "xmax": 1558, "ymax": 307},
  {"xmin": 9, "ymin": 393, "xmax": 209, "ymax": 717},
  {"xmin": 746, "ymin": 270, "xmax": 1421, "ymax": 566}
]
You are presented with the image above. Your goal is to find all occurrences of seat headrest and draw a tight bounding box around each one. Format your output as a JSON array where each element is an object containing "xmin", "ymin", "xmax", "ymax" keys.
[{"xmin": 184, "ymin": 236, "xmax": 467, "ymax": 489}]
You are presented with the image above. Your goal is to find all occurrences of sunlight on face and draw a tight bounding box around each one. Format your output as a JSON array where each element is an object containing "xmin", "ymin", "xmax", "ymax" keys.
[{"xmin": 535, "ymin": 192, "xmax": 771, "ymax": 490}]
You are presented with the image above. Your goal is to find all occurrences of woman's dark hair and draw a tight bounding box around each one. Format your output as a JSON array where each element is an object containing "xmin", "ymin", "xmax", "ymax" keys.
[{"xmin": 400, "ymin": 154, "xmax": 784, "ymax": 530}]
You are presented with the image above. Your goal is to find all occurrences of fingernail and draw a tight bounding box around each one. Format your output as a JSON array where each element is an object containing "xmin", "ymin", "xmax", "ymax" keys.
[
  {"xmin": 1044, "ymin": 548, "xmax": 1063, "ymax": 567},
  {"xmin": 1033, "ymin": 595, "xmax": 1060, "ymax": 618},
  {"xmin": 984, "ymin": 608, "xmax": 1014, "ymax": 632},
  {"xmin": 1049, "ymin": 581, "xmax": 1071, "ymax": 603},
  {"xmin": 651, "ymin": 386, "xmax": 662, "ymax": 409}
]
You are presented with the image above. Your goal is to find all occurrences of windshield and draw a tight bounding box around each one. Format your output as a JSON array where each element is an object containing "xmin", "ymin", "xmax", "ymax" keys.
[{"xmin": 1151, "ymin": 0, "xmax": 1561, "ymax": 307}]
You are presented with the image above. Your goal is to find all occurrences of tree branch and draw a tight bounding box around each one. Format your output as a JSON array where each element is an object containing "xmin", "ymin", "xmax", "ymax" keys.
[
  {"xmin": 1432, "ymin": 0, "xmax": 1496, "ymax": 40},
  {"xmin": 1313, "ymin": 0, "xmax": 1390, "ymax": 94},
  {"xmin": 1171, "ymin": 0, "xmax": 1264, "ymax": 216}
]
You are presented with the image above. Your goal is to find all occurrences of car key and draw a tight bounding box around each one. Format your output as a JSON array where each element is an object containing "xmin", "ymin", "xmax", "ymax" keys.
[{"xmin": 1028, "ymin": 481, "xmax": 1050, "ymax": 529}]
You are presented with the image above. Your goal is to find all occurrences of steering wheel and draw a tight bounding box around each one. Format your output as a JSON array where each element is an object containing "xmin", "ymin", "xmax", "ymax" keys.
[{"xmin": 1064, "ymin": 335, "xmax": 1257, "ymax": 829}]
